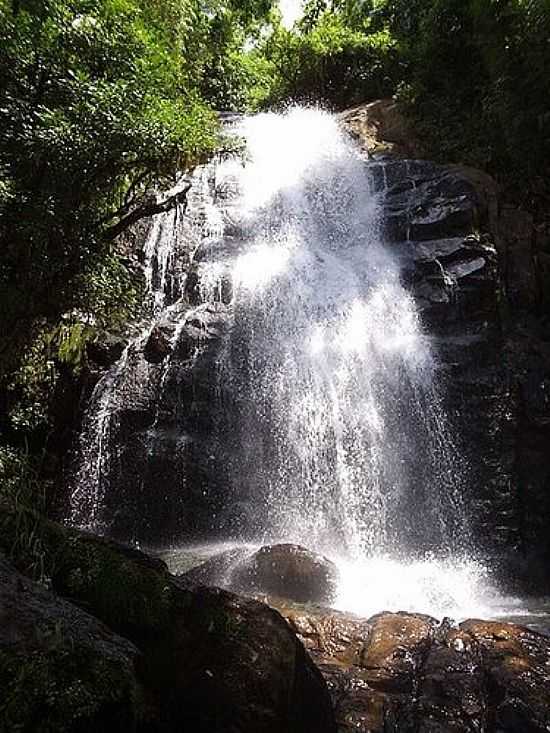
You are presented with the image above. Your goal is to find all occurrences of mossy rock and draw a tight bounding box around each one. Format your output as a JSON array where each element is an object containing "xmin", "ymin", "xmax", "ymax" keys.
[
  {"xmin": 0, "ymin": 504, "xmax": 179, "ymax": 639},
  {"xmin": 0, "ymin": 555, "xmax": 143, "ymax": 733},
  {"xmin": 0, "ymin": 507, "xmax": 337, "ymax": 733}
]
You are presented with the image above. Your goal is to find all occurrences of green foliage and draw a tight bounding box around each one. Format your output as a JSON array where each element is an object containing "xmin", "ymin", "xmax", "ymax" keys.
[
  {"xmin": 0, "ymin": 446, "xmax": 48, "ymax": 581},
  {"xmin": 364, "ymin": 0, "xmax": 550, "ymax": 193},
  {"xmin": 252, "ymin": 5, "xmax": 399, "ymax": 109},
  {"xmin": 0, "ymin": 0, "xmax": 275, "ymax": 487},
  {"xmin": 0, "ymin": 445, "xmax": 43, "ymax": 509},
  {"xmin": 0, "ymin": 0, "xmax": 221, "ymax": 371},
  {"xmin": 255, "ymin": 0, "xmax": 550, "ymax": 200}
]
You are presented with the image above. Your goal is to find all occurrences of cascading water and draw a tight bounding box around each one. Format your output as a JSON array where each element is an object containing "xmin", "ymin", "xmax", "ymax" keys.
[
  {"xmin": 207, "ymin": 110, "xmax": 468, "ymax": 561},
  {"xmin": 70, "ymin": 180, "xmax": 194, "ymax": 532},
  {"xmin": 70, "ymin": 108, "xmax": 524, "ymax": 620}
]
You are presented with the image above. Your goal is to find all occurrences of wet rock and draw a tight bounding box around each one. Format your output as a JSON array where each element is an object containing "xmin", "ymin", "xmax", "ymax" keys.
[
  {"xmin": 369, "ymin": 158, "xmax": 501, "ymax": 339},
  {"xmin": 233, "ymin": 543, "xmax": 340, "ymax": 605},
  {"xmin": 83, "ymin": 300, "xmax": 233, "ymax": 546},
  {"xmin": 416, "ymin": 627, "xmax": 488, "ymax": 732},
  {"xmin": 86, "ymin": 331, "xmax": 127, "ymax": 368},
  {"xmin": 361, "ymin": 612, "xmax": 436, "ymax": 693},
  {"xmin": 143, "ymin": 324, "xmax": 172, "ymax": 363},
  {"xmin": 180, "ymin": 546, "xmax": 254, "ymax": 588},
  {"xmin": 0, "ymin": 554, "xmax": 143, "ymax": 733},
  {"xmin": 276, "ymin": 603, "xmax": 550, "ymax": 733},
  {"xmin": 461, "ymin": 619, "xmax": 550, "ymax": 732},
  {"xmin": 364, "ymin": 150, "xmax": 519, "ymax": 565}
]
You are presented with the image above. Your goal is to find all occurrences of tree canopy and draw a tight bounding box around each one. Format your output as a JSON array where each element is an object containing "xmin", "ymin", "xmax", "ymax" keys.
[
  {"xmin": 250, "ymin": 0, "xmax": 550, "ymax": 193},
  {"xmin": 1, "ymin": 0, "xmax": 550, "ymax": 500}
]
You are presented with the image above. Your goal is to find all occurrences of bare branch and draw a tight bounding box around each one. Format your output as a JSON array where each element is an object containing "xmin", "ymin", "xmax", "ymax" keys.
[{"xmin": 103, "ymin": 181, "xmax": 192, "ymax": 241}]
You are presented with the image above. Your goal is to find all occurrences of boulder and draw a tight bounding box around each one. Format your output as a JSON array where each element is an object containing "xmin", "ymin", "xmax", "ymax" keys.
[
  {"xmin": 86, "ymin": 332, "xmax": 127, "ymax": 368},
  {"xmin": 0, "ymin": 508, "xmax": 337, "ymax": 733},
  {"xmin": 163, "ymin": 586, "xmax": 336, "ymax": 733},
  {"xmin": 232, "ymin": 543, "xmax": 340, "ymax": 605},
  {"xmin": 360, "ymin": 612, "xmax": 436, "ymax": 693},
  {"xmin": 180, "ymin": 546, "xmax": 254, "ymax": 588},
  {"xmin": 143, "ymin": 325, "xmax": 172, "ymax": 363},
  {"xmin": 0, "ymin": 554, "xmax": 143, "ymax": 733},
  {"xmin": 339, "ymin": 100, "xmax": 422, "ymax": 158},
  {"xmin": 462, "ymin": 620, "xmax": 550, "ymax": 732}
]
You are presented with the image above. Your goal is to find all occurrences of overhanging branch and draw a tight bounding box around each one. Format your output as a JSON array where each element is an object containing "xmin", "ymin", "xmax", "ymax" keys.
[{"xmin": 103, "ymin": 181, "xmax": 192, "ymax": 241}]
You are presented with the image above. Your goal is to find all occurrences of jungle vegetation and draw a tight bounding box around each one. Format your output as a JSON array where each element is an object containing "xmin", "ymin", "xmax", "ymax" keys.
[{"xmin": 1, "ymin": 0, "xmax": 549, "ymax": 508}]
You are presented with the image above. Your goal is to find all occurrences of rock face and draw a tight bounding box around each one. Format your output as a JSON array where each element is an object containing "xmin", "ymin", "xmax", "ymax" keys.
[
  {"xmin": 365, "ymin": 155, "xmax": 516, "ymax": 562},
  {"xmin": 70, "ymin": 102, "xmax": 550, "ymax": 586},
  {"xmin": 339, "ymin": 101, "xmax": 550, "ymax": 587},
  {"xmin": 278, "ymin": 603, "xmax": 550, "ymax": 733},
  {"xmin": 0, "ymin": 508, "xmax": 337, "ymax": 733}
]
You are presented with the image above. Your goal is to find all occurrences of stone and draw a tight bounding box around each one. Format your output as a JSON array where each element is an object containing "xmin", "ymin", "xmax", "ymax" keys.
[
  {"xmin": 339, "ymin": 100, "xmax": 422, "ymax": 158},
  {"xmin": 275, "ymin": 602, "xmax": 550, "ymax": 733},
  {"xmin": 143, "ymin": 324, "xmax": 172, "ymax": 363},
  {"xmin": 0, "ymin": 508, "xmax": 337, "ymax": 733},
  {"xmin": 180, "ymin": 546, "xmax": 254, "ymax": 588},
  {"xmin": 86, "ymin": 331, "xmax": 127, "ymax": 368},
  {"xmin": 360, "ymin": 612, "xmax": 436, "ymax": 693},
  {"xmin": 166, "ymin": 586, "xmax": 337, "ymax": 733},
  {"xmin": 415, "ymin": 627, "xmax": 487, "ymax": 732},
  {"xmin": 0, "ymin": 554, "xmax": 143, "ymax": 733},
  {"xmin": 232, "ymin": 543, "xmax": 340, "ymax": 605},
  {"xmin": 461, "ymin": 619, "xmax": 550, "ymax": 733}
]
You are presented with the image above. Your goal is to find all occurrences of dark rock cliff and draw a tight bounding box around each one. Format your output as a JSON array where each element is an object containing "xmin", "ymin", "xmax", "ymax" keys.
[{"xmin": 341, "ymin": 102, "xmax": 550, "ymax": 590}]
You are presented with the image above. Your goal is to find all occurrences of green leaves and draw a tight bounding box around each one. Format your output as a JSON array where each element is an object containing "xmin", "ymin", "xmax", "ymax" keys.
[{"xmin": 251, "ymin": 4, "xmax": 399, "ymax": 108}]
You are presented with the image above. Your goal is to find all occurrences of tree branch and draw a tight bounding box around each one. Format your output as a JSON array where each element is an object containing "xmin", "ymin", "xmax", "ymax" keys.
[{"xmin": 103, "ymin": 181, "xmax": 192, "ymax": 241}]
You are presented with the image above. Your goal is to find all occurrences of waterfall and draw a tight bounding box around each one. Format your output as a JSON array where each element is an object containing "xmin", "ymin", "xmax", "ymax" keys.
[
  {"xmin": 68, "ymin": 107, "xmax": 510, "ymax": 618},
  {"xmin": 201, "ymin": 109, "xmax": 469, "ymax": 559}
]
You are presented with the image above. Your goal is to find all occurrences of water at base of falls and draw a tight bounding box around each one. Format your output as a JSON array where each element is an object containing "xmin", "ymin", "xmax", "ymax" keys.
[
  {"xmin": 70, "ymin": 108, "xmax": 523, "ymax": 621},
  {"xmin": 160, "ymin": 541, "xmax": 537, "ymax": 625}
]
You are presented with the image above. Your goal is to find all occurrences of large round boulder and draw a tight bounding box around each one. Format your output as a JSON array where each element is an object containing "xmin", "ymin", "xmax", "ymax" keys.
[{"xmin": 233, "ymin": 544, "xmax": 340, "ymax": 605}]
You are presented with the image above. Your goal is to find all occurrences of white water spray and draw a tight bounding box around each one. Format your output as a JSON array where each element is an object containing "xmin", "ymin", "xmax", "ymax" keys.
[{"xmin": 199, "ymin": 109, "xmax": 467, "ymax": 560}]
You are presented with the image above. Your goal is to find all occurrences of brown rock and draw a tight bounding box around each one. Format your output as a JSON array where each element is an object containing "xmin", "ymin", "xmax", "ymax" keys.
[
  {"xmin": 360, "ymin": 612, "xmax": 436, "ymax": 693},
  {"xmin": 461, "ymin": 620, "xmax": 550, "ymax": 732},
  {"xmin": 339, "ymin": 99, "xmax": 422, "ymax": 158},
  {"xmin": 232, "ymin": 543, "xmax": 340, "ymax": 605},
  {"xmin": 274, "ymin": 602, "xmax": 550, "ymax": 733}
]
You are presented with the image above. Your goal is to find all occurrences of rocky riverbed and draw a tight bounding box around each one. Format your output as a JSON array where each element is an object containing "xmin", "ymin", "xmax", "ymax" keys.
[
  {"xmin": 2, "ymin": 511, "xmax": 550, "ymax": 733},
  {"xmin": 175, "ymin": 543, "xmax": 550, "ymax": 731}
]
